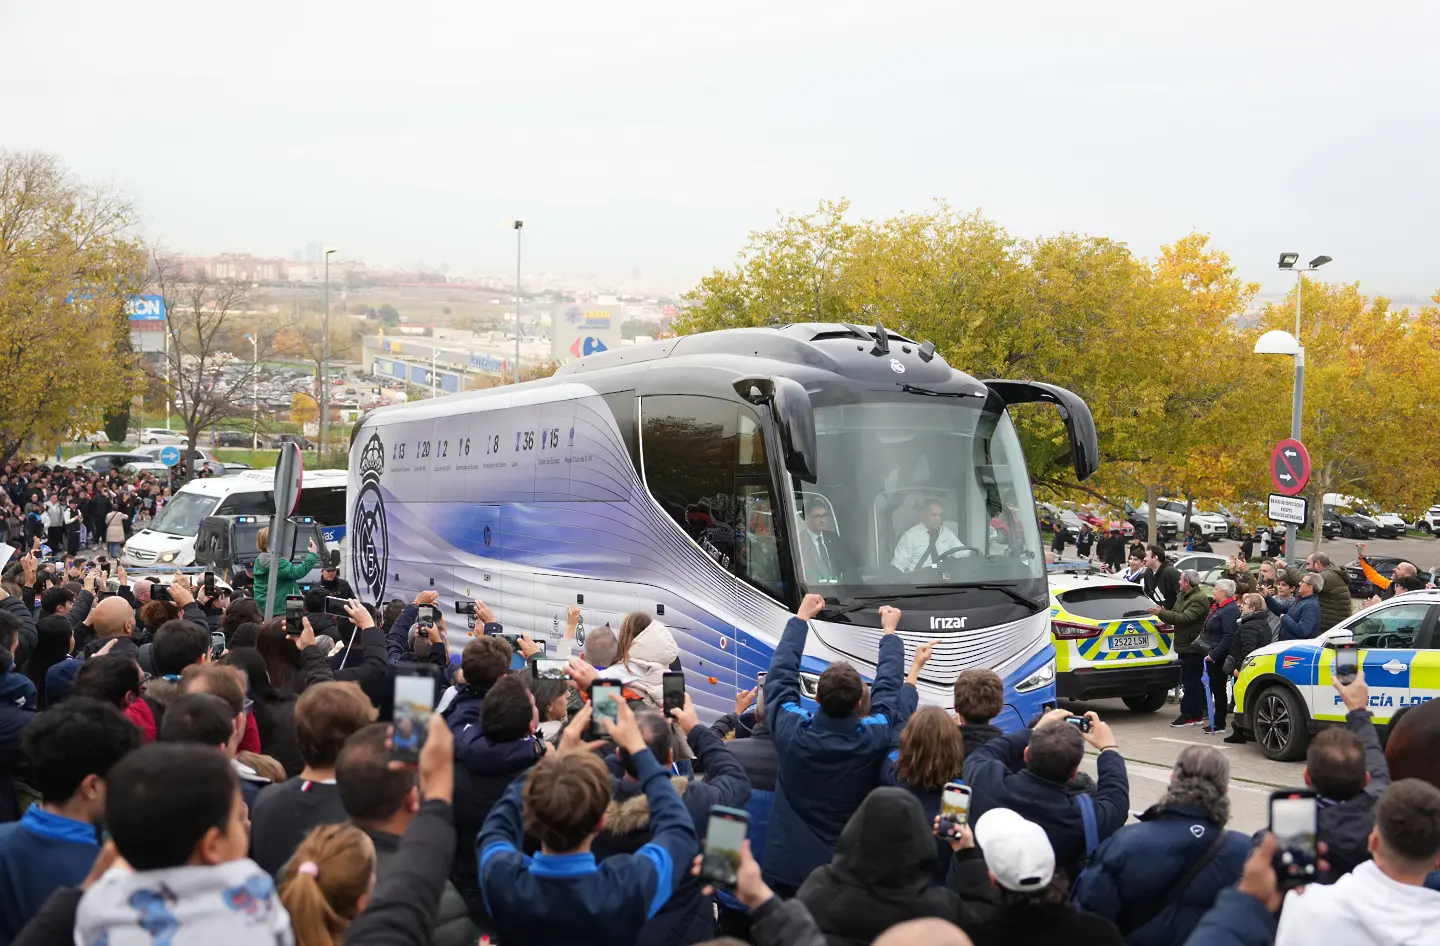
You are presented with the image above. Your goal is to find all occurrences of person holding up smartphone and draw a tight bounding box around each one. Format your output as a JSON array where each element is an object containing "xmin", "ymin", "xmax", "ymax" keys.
[{"xmin": 476, "ymin": 699, "xmax": 699, "ymax": 946}]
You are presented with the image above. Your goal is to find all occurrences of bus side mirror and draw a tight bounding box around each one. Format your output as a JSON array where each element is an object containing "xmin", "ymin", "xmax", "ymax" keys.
[
  {"xmin": 771, "ymin": 377, "xmax": 817, "ymax": 484},
  {"xmin": 983, "ymin": 380, "xmax": 1099, "ymax": 482}
]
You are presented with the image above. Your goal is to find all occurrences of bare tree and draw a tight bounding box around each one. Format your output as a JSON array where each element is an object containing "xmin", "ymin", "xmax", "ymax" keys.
[
  {"xmin": 274, "ymin": 308, "xmax": 360, "ymax": 453},
  {"xmin": 148, "ymin": 254, "xmax": 274, "ymax": 481}
]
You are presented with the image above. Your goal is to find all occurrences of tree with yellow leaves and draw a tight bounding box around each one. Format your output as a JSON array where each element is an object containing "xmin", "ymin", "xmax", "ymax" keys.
[{"xmin": 0, "ymin": 151, "xmax": 146, "ymax": 460}]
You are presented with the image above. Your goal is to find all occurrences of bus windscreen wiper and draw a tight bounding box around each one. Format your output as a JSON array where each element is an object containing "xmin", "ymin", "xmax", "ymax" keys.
[{"xmin": 913, "ymin": 582, "xmax": 1044, "ymax": 610}]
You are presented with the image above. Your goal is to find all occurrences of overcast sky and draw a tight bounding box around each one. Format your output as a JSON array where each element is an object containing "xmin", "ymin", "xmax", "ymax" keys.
[{"xmin": 4, "ymin": 1, "xmax": 1436, "ymax": 297}]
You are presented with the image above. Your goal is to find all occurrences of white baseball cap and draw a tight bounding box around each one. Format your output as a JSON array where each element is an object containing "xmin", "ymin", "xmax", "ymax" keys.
[{"xmin": 973, "ymin": 807, "xmax": 1055, "ymax": 892}]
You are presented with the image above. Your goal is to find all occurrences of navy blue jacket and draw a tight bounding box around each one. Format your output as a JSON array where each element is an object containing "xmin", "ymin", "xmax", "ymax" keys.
[
  {"xmin": 477, "ymin": 747, "xmax": 698, "ymax": 946},
  {"xmin": 963, "ymin": 729, "xmax": 1129, "ymax": 883},
  {"xmin": 593, "ymin": 724, "xmax": 750, "ymax": 946},
  {"xmin": 1182, "ymin": 888, "xmax": 1277, "ymax": 946},
  {"xmin": 762, "ymin": 617, "xmax": 917, "ymax": 889},
  {"xmin": 387, "ymin": 603, "xmax": 454, "ymax": 683},
  {"xmin": 0, "ymin": 806, "xmax": 98, "ymax": 943},
  {"xmin": 1072, "ymin": 803, "xmax": 1249, "ymax": 946},
  {"xmin": 1203, "ymin": 599, "xmax": 1242, "ymax": 667},
  {"xmin": 0, "ymin": 660, "xmax": 36, "ymax": 824},
  {"xmin": 1267, "ymin": 593, "xmax": 1320, "ymax": 641},
  {"xmin": 450, "ymin": 733, "xmax": 543, "ymax": 928}
]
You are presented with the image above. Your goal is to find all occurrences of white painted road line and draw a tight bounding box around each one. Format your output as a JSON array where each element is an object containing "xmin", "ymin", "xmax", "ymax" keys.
[{"xmin": 1151, "ymin": 736, "xmax": 1233, "ymax": 749}]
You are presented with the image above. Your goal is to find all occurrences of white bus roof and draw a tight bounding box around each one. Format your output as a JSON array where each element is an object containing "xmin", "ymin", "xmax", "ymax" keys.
[{"xmin": 171, "ymin": 468, "xmax": 347, "ymax": 499}]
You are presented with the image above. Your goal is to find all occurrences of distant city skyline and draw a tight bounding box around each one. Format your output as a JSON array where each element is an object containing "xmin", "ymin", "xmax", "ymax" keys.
[{"xmin": 6, "ymin": 2, "xmax": 1439, "ymax": 300}]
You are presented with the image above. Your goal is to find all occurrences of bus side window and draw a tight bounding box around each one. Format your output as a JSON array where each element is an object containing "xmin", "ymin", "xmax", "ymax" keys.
[
  {"xmin": 641, "ymin": 395, "xmax": 787, "ymax": 602},
  {"xmin": 601, "ymin": 391, "xmax": 640, "ymax": 477}
]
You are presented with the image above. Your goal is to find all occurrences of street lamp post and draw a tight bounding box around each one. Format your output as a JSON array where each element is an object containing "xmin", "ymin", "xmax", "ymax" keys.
[
  {"xmin": 321, "ymin": 248, "xmax": 337, "ymax": 454},
  {"xmin": 1261, "ymin": 252, "xmax": 1332, "ymax": 554},
  {"xmin": 244, "ymin": 333, "xmax": 259, "ymax": 449},
  {"xmin": 513, "ymin": 220, "xmax": 523, "ymax": 384}
]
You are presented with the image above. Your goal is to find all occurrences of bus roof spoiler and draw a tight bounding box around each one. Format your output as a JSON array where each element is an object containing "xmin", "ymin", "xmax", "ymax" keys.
[{"xmin": 983, "ymin": 380, "xmax": 1099, "ymax": 482}]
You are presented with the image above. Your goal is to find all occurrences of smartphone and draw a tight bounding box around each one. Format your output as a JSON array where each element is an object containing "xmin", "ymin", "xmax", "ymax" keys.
[
  {"xmin": 210, "ymin": 630, "xmax": 226, "ymax": 661},
  {"xmin": 938, "ymin": 782, "xmax": 972, "ymax": 838},
  {"xmin": 755, "ymin": 671, "xmax": 766, "ymax": 689},
  {"xmin": 417, "ymin": 605, "xmax": 436, "ymax": 625},
  {"xmin": 203, "ymin": 571, "xmax": 215, "ymax": 596},
  {"xmin": 1270, "ymin": 790, "xmax": 1320, "ymax": 888},
  {"xmin": 455, "ymin": 600, "xmax": 477, "ymax": 615},
  {"xmin": 324, "ymin": 596, "xmax": 351, "ymax": 617},
  {"xmin": 663, "ymin": 671, "xmax": 686, "ymax": 715},
  {"xmin": 1065, "ymin": 715, "xmax": 1091, "ymax": 733},
  {"xmin": 102, "ymin": 562, "xmax": 111, "ymax": 577},
  {"xmin": 391, "ymin": 663, "xmax": 442, "ymax": 764},
  {"xmin": 700, "ymin": 806, "xmax": 750, "ymax": 888},
  {"xmin": 284, "ymin": 595, "xmax": 305, "ymax": 636},
  {"xmin": 1334, "ymin": 642, "xmax": 1359, "ymax": 685},
  {"xmin": 590, "ymin": 682, "xmax": 622, "ymax": 738},
  {"xmin": 150, "ymin": 584, "xmax": 170, "ymax": 602},
  {"xmin": 533, "ymin": 657, "xmax": 570, "ymax": 680}
]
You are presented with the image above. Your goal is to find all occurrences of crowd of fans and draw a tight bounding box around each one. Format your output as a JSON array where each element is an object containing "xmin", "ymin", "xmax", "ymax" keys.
[{"xmin": 0, "ymin": 538, "xmax": 1439, "ymax": 946}]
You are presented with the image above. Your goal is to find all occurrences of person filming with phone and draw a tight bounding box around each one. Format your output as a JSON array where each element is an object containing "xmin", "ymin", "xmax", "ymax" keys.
[
  {"xmin": 476, "ymin": 699, "xmax": 699, "ymax": 946},
  {"xmin": 1302, "ymin": 666, "xmax": 1393, "ymax": 880},
  {"xmin": 963, "ymin": 708, "xmax": 1130, "ymax": 884}
]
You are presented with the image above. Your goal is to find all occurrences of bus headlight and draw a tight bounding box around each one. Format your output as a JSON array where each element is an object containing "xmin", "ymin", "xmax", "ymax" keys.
[{"xmin": 1014, "ymin": 659, "xmax": 1055, "ymax": 693}]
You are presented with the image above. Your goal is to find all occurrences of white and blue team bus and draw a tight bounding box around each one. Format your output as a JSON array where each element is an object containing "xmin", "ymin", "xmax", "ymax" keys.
[{"xmin": 346, "ymin": 323, "xmax": 1098, "ymax": 726}]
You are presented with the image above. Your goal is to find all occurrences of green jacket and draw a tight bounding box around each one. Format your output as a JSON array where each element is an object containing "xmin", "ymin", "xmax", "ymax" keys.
[
  {"xmin": 254, "ymin": 551, "xmax": 319, "ymax": 617},
  {"xmin": 1157, "ymin": 585, "xmax": 1212, "ymax": 652}
]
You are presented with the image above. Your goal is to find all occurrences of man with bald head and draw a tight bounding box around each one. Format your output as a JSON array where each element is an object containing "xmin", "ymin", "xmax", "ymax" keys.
[
  {"xmin": 875, "ymin": 918, "xmax": 973, "ymax": 946},
  {"xmin": 82, "ymin": 596, "xmax": 137, "ymax": 654}
]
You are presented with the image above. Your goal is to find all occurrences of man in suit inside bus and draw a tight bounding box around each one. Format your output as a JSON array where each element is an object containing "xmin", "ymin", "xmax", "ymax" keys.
[{"xmin": 797, "ymin": 499, "xmax": 850, "ymax": 585}]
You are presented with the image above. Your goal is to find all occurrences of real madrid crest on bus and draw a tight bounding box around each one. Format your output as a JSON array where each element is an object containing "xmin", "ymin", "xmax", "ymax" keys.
[{"xmin": 352, "ymin": 433, "xmax": 389, "ymax": 604}]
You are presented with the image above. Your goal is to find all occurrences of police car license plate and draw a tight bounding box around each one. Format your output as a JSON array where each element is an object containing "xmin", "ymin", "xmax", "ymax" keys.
[{"xmin": 1107, "ymin": 634, "xmax": 1153, "ymax": 651}]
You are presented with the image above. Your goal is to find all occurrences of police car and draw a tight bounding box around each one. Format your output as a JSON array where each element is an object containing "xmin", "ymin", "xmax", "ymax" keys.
[
  {"xmin": 1233, "ymin": 590, "xmax": 1440, "ymax": 761},
  {"xmin": 1049, "ymin": 571, "xmax": 1181, "ymax": 712}
]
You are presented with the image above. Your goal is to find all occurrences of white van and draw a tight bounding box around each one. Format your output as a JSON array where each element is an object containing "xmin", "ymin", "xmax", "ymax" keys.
[{"xmin": 121, "ymin": 469, "xmax": 349, "ymax": 568}]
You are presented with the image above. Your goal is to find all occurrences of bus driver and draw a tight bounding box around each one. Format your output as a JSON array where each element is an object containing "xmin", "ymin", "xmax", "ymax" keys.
[{"xmin": 891, "ymin": 498, "xmax": 964, "ymax": 572}]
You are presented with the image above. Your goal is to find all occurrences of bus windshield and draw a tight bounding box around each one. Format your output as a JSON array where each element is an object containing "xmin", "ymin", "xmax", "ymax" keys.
[
  {"xmin": 148, "ymin": 493, "xmax": 219, "ymax": 537},
  {"xmin": 793, "ymin": 395, "xmax": 1045, "ymax": 601}
]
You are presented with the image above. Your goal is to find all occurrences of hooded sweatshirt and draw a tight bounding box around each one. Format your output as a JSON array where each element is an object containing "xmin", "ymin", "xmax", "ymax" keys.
[
  {"xmin": 796, "ymin": 787, "xmax": 975, "ymax": 946},
  {"xmin": 1275, "ymin": 859, "xmax": 1440, "ymax": 946},
  {"xmin": 602, "ymin": 620, "xmax": 680, "ymax": 708},
  {"xmin": 74, "ymin": 859, "xmax": 294, "ymax": 946}
]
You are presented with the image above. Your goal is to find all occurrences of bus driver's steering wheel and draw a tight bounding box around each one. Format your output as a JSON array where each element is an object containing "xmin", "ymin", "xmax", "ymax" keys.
[{"xmin": 910, "ymin": 542, "xmax": 975, "ymax": 574}]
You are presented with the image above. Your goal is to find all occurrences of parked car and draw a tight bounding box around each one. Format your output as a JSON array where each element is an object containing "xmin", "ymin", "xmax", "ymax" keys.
[
  {"xmin": 1358, "ymin": 509, "xmax": 1408, "ymax": 538},
  {"xmin": 138, "ymin": 427, "xmax": 189, "ymax": 445},
  {"xmin": 1124, "ymin": 504, "xmax": 1179, "ymax": 544},
  {"xmin": 1075, "ymin": 508, "xmax": 1134, "ymax": 537},
  {"xmin": 1414, "ymin": 506, "xmax": 1440, "ymax": 534},
  {"xmin": 1037, "ymin": 502, "xmax": 1086, "ymax": 535},
  {"xmin": 269, "ymin": 434, "xmax": 316, "ymax": 451},
  {"xmin": 222, "ymin": 462, "xmax": 253, "ymax": 474},
  {"xmin": 213, "ymin": 430, "xmax": 253, "ymax": 448},
  {"xmin": 1325, "ymin": 506, "xmax": 1377, "ymax": 540},
  {"xmin": 1343, "ymin": 555, "xmax": 1419, "ymax": 598},
  {"xmin": 132, "ymin": 445, "xmax": 226, "ymax": 477},
  {"xmin": 122, "ymin": 461, "xmax": 171, "ymax": 477},
  {"xmin": 63, "ymin": 452, "xmax": 155, "ymax": 474},
  {"xmin": 1205, "ymin": 504, "xmax": 1247, "ymax": 540},
  {"xmin": 71, "ymin": 431, "xmax": 109, "ymax": 445}
]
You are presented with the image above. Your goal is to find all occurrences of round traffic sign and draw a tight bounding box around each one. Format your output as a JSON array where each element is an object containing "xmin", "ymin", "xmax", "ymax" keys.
[
  {"xmin": 1270, "ymin": 439, "xmax": 1311, "ymax": 496},
  {"xmin": 158, "ymin": 446, "xmax": 181, "ymax": 467}
]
